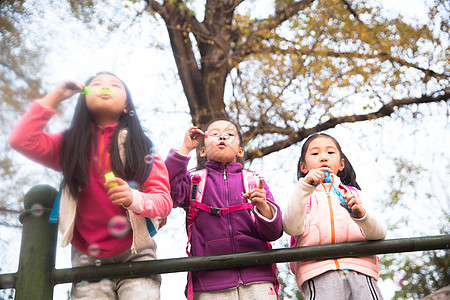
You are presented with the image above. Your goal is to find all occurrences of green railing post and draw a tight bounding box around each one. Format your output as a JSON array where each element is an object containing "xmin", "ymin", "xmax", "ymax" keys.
[{"xmin": 15, "ymin": 184, "xmax": 58, "ymax": 300}]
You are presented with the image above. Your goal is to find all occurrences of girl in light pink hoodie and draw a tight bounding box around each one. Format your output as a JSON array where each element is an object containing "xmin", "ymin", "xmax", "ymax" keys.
[{"xmin": 283, "ymin": 133, "xmax": 386, "ymax": 300}]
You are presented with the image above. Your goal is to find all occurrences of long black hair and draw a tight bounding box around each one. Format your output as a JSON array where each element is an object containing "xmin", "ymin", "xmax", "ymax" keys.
[
  {"xmin": 60, "ymin": 71, "xmax": 152, "ymax": 198},
  {"xmin": 297, "ymin": 133, "xmax": 360, "ymax": 189}
]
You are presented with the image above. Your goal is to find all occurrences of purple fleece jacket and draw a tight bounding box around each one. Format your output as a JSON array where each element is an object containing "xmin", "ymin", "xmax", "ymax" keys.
[{"xmin": 165, "ymin": 149, "xmax": 283, "ymax": 293}]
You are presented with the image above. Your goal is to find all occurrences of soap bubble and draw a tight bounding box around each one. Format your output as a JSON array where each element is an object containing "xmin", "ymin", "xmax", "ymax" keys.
[
  {"xmin": 94, "ymin": 259, "xmax": 102, "ymax": 267},
  {"xmin": 80, "ymin": 254, "xmax": 89, "ymax": 264},
  {"xmin": 31, "ymin": 204, "xmax": 43, "ymax": 217},
  {"xmin": 144, "ymin": 154, "xmax": 153, "ymax": 164},
  {"xmin": 87, "ymin": 244, "xmax": 100, "ymax": 256},
  {"xmin": 341, "ymin": 269, "xmax": 349, "ymax": 280},
  {"xmin": 75, "ymin": 280, "xmax": 89, "ymax": 291},
  {"xmin": 108, "ymin": 215, "xmax": 130, "ymax": 238},
  {"xmin": 128, "ymin": 181, "xmax": 139, "ymax": 190}
]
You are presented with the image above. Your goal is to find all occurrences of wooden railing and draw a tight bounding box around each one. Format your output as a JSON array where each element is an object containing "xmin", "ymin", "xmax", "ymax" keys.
[{"xmin": 0, "ymin": 184, "xmax": 449, "ymax": 299}]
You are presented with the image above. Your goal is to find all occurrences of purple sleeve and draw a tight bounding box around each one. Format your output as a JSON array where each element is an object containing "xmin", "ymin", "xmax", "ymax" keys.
[
  {"xmin": 164, "ymin": 148, "xmax": 192, "ymax": 208},
  {"xmin": 253, "ymin": 181, "xmax": 283, "ymax": 242}
]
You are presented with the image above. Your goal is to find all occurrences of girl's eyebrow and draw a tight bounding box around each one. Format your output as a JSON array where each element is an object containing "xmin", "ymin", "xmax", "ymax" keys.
[
  {"xmin": 89, "ymin": 79, "xmax": 122, "ymax": 85},
  {"xmin": 110, "ymin": 80, "xmax": 122, "ymax": 85},
  {"xmin": 308, "ymin": 145, "xmax": 337, "ymax": 151}
]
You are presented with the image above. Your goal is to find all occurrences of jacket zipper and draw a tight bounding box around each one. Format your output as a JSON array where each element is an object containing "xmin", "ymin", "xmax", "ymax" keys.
[
  {"xmin": 224, "ymin": 168, "xmax": 243, "ymax": 284},
  {"xmin": 325, "ymin": 186, "xmax": 341, "ymax": 269},
  {"xmin": 98, "ymin": 127, "xmax": 105, "ymax": 170},
  {"xmin": 97, "ymin": 127, "xmax": 111, "ymax": 173}
]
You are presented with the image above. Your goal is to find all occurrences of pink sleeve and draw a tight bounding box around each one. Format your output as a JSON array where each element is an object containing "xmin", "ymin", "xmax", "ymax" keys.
[
  {"xmin": 8, "ymin": 100, "xmax": 63, "ymax": 171},
  {"xmin": 127, "ymin": 151, "xmax": 173, "ymax": 218}
]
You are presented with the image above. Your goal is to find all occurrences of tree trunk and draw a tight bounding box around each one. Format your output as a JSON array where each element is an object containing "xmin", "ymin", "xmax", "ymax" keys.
[{"xmin": 153, "ymin": 0, "xmax": 236, "ymax": 128}]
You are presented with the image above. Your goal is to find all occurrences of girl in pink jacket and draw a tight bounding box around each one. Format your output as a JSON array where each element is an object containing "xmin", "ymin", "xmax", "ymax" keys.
[
  {"xmin": 9, "ymin": 72, "xmax": 172, "ymax": 299},
  {"xmin": 283, "ymin": 133, "xmax": 386, "ymax": 300}
]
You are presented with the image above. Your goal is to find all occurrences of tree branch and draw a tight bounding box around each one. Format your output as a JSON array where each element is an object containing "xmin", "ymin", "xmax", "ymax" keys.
[
  {"xmin": 340, "ymin": 0, "xmax": 362, "ymax": 23},
  {"xmin": 231, "ymin": 0, "xmax": 315, "ymax": 64},
  {"xmin": 245, "ymin": 91, "xmax": 450, "ymax": 160},
  {"xmin": 323, "ymin": 51, "xmax": 448, "ymax": 79}
]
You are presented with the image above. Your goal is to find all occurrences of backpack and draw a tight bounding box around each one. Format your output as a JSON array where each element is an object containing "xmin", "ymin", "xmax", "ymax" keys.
[
  {"xmin": 185, "ymin": 168, "xmax": 279, "ymax": 299},
  {"xmin": 49, "ymin": 141, "xmax": 160, "ymax": 237},
  {"xmin": 186, "ymin": 169, "xmax": 257, "ymax": 230}
]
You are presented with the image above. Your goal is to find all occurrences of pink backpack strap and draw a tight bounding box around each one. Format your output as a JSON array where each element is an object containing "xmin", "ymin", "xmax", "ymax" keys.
[
  {"xmin": 339, "ymin": 184, "xmax": 361, "ymax": 204},
  {"xmin": 187, "ymin": 169, "xmax": 208, "ymax": 224},
  {"xmin": 186, "ymin": 169, "xmax": 207, "ymax": 300},
  {"xmin": 243, "ymin": 170, "xmax": 280, "ymax": 297},
  {"xmin": 242, "ymin": 170, "xmax": 260, "ymax": 222},
  {"xmin": 186, "ymin": 170, "xmax": 207, "ymax": 255}
]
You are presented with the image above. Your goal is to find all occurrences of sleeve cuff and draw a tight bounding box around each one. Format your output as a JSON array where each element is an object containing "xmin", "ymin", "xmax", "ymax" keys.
[
  {"xmin": 352, "ymin": 210, "xmax": 368, "ymax": 221},
  {"xmin": 254, "ymin": 201, "xmax": 278, "ymax": 222},
  {"xmin": 126, "ymin": 189, "xmax": 146, "ymax": 214},
  {"xmin": 170, "ymin": 148, "xmax": 191, "ymax": 160},
  {"xmin": 299, "ymin": 178, "xmax": 317, "ymax": 191}
]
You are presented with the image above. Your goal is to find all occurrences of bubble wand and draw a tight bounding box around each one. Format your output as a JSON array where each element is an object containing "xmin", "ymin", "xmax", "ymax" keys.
[
  {"xmin": 324, "ymin": 170, "xmax": 354, "ymax": 214},
  {"xmin": 81, "ymin": 86, "xmax": 113, "ymax": 95},
  {"xmin": 105, "ymin": 171, "xmax": 122, "ymax": 206}
]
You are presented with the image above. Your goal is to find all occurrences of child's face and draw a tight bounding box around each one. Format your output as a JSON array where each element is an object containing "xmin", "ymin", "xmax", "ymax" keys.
[
  {"xmin": 300, "ymin": 136, "xmax": 344, "ymax": 175},
  {"xmin": 85, "ymin": 74, "xmax": 128, "ymax": 126},
  {"xmin": 200, "ymin": 120, "xmax": 244, "ymax": 165}
]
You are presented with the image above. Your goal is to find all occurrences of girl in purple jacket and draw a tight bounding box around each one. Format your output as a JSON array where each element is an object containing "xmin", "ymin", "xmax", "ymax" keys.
[{"xmin": 165, "ymin": 119, "xmax": 283, "ymax": 300}]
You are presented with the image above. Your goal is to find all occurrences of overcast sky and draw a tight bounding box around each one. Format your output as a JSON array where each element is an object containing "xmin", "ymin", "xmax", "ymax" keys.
[{"xmin": 2, "ymin": 0, "xmax": 447, "ymax": 299}]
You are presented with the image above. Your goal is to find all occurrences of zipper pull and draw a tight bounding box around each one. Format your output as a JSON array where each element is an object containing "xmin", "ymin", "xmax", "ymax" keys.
[{"xmin": 223, "ymin": 169, "xmax": 227, "ymax": 180}]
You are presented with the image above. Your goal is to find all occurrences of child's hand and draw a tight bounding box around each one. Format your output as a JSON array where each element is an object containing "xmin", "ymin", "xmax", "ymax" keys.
[
  {"xmin": 178, "ymin": 126, "xmax": 206, "ymax": 156},
  {"xmin": 303, "ymin": 167, "xmax": 332, "ymax": 186},
  {"xmin": 344, "ymin": 192, "xmax": 366, "ymax": 218},
  {"xmin": 41, "ymin": 81, "xmax": 84, "ymax": 108},
  {"xmin": 243, "ymin": 179, "xmax": 273, "ymax": 219},
  {"xmin": 105, "ymin": 177, "xmax": 133, "ymax": 207}
]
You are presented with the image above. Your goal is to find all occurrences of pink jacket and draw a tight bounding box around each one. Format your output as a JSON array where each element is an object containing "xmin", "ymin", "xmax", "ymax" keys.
[
  {"xmin": 9, "ymin": 100, "xmax": 172, "ymax": 256},
  {"xmin": 283, "ymin": 176, "xmax": 386, "ymax": 290}
]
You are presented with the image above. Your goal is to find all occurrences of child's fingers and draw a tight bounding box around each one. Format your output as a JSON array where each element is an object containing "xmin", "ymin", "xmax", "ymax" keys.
[
  {"xmin": 346, "ymin": 197, "xmax": 365, "ymax": 216},
  {"xmin": 243, "ymin": 188, "xmax": 266, "ymax": 201},
  {"xmin": 250, "ymin": 196, "xmax": 266, "ymax": 205},
  {"xmin": 308, "ymin": 171, "xmax": 323, "ymax": 186},
  {"xmin": 106, "ymin": 186, "xmax": 127, "ymax": 197},
  {"xmin": 345, "ymin": 193, "xmax": 356, "ymax": 203},
  {"xmin": 247, "ymin": 190, "xmax": 266, "ymax": 202},
  {"xmin": 105, "ymin": 178, "xmax": 130, "ymax": 196},
  {"xmin": 350, "ymin": 204, "xmax": 366, "ymax": 218},
  {"xmin": 110, "ymin": 188, "xmax": 133, "ymax": 206},
  {"xmin": 258, "ymin": 178, "xmax": 264, "ymax": 189},
  {"xmin": 111, "ymin": 196, "xmax": 132, "ymax": 207},
  {"xmin": 188, "ymin": 127, "xmax": 205, "ymax": 139},
  {"xmin": 105, "ymin": 177, "xmax": 127, "ymax": 187},
  {"xmin": 65, "ymin": 81, "xmax": 84, "ymax": 91}
]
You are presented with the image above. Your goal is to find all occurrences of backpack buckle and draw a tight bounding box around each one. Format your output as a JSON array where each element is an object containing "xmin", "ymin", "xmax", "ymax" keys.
[{"xmin": 209, "ymin": 207, "xmax": 222, "ymax": 216}]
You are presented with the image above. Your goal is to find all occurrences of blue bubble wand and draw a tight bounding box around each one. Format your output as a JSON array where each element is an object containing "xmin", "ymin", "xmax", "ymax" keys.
[{"xmin": 324, "ymin": 170, "xmax": 354, "ymax": 214}]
